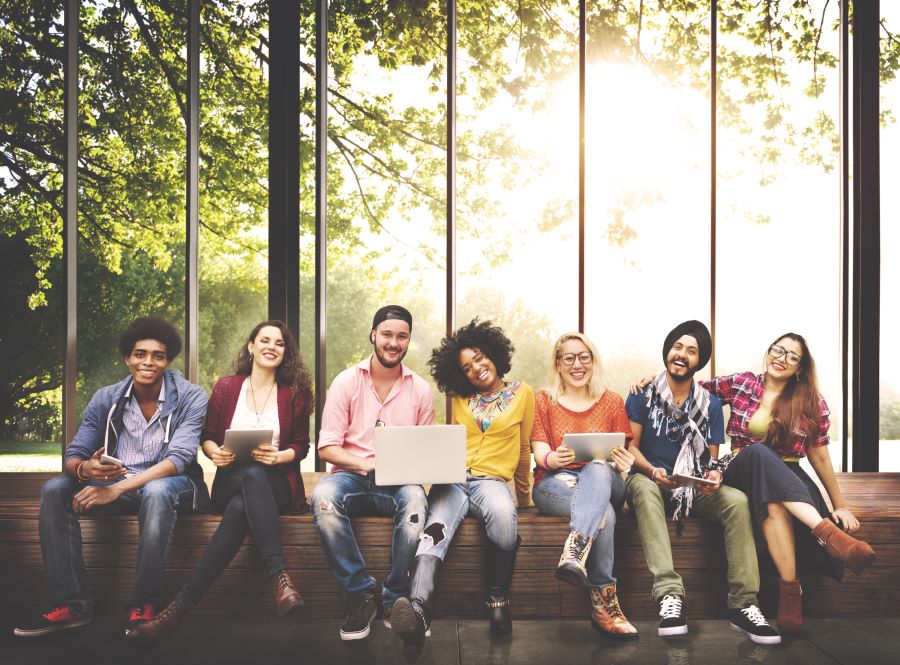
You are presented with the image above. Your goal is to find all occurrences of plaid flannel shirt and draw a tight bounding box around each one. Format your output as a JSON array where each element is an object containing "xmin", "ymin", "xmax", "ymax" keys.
[{"xmin": 699, "ymin": 372, "xmax": 830, "ymax": 459}]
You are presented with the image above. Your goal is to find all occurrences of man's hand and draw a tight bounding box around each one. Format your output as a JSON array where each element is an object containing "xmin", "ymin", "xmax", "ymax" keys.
[
  {"xmin": 651, "ymin": 467, "xmax": 679, "ymax": 490},
  {"xmin": 251, "ymin": 444, "xmax": 279, "ymax": 466},
  {"xmin": 358, "ymin": 457, "xmax": 376, "ymax": 474},
  {"xmin": 698, "ymin": 469, "xmax": 723, "ymax": 495},
  {"xmin": 72, "ymin": 483, "xmax": 124, "ymax": 513},
  {"xmin": 80, "ymin": 450, "xmax": 127, "ymax": 483}
]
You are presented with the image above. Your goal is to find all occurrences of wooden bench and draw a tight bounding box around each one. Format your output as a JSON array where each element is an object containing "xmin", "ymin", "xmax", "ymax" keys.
[{"xmin": 1, "ymin": 472, "xmax": 898, "ymax": 621}]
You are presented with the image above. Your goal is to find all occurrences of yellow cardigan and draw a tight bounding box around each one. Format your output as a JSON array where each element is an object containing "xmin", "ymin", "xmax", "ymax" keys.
[{"xmin": 450, "ymin": 382, "xmax": 535, "ymax": 504}]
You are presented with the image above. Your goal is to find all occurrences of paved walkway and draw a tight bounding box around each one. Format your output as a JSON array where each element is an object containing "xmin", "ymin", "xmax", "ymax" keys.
[{"xmin": 2, "ymin": 617, "xmax": 897, "ymax": 665}]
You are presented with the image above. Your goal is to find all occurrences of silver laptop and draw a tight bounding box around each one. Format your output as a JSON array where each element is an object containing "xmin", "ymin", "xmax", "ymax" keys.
[{"xmin": 374, "ymin": 424, "xmax": 466, "ymax": 486}]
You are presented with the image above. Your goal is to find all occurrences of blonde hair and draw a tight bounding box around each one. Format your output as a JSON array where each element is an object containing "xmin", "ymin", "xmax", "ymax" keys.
[{"xmin": 545, "ymin": 332, "xmax": 607, "ymax": 402}]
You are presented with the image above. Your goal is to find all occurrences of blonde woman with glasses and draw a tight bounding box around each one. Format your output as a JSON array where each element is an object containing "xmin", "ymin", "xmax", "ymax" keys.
[{"xmin": 530, "ymin": 332, "xmax": 638, "ymax": 639}]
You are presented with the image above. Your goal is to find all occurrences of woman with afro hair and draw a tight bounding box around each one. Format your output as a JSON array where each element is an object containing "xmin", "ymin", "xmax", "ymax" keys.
[{"xmin": 391, "ymin": 319, "xmax": 534, "ymax": 653}]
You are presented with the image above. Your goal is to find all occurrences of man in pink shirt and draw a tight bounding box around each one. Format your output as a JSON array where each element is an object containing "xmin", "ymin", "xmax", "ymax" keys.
[{"xmin": 312, "ymin": 305, "xmax": 435, "ymax": 641}]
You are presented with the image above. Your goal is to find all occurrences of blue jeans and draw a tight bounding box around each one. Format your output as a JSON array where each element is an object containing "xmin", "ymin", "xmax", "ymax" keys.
[
  {"xmin": 416, "ymin": 474, "xmax": 518, "ymax": 560},
  {"xmin": 312, "ymin": 471, "xmax": 426, "ymax": 609},
  {"xmin": 532, "ymin": 461, "xmax": 625, "ymax": 587},
  {"xmin": 39, "ymin": 474, "xmax": 194, "ymax": 612}
]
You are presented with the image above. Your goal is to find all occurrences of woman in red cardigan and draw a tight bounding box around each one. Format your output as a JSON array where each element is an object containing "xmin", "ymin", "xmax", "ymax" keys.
[{"xmin": 128, "ymin": 320, "xmax": 313, "ymax": 642}]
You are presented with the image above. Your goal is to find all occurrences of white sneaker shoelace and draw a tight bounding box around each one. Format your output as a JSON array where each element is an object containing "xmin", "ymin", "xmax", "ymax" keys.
[
  {"xmin": 740, "ymin": 605, "xmax": 770, "ymax": 626},
  {"xmin": 659, "ymin": 594, "xmax": 683, "ymax": 619}
]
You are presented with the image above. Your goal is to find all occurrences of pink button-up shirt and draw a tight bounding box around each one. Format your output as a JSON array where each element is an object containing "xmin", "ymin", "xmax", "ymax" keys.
[{"xmin": 317, "ymin": 358, "xmax": 436, "ymax": 474}]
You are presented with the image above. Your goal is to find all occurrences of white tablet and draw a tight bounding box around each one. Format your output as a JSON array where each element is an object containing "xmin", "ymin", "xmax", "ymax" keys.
[
  {"xmin": 223, "ymin": 428, "xmax": 274, "ymax": 462},
  {"xmin": 562, "ymin": 432, "xmax": 626, "ymax": 463},
  {"xmin": 669, "ymin": 473, "xmax": 719, "ymax": 489}
]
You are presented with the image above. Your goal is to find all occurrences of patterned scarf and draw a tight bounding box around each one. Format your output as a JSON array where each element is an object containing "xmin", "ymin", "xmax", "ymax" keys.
[
  {"xmin": 646, "ymin": 372, "xmax": 711, "ymax": 521},
  {"xmin": 469, "ymin": 381, "xmax": 521, "ymax": 433}
]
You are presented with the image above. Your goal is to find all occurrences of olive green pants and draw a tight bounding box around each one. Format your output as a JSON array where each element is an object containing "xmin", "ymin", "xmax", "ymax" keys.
[{"xmin": 625, "ymin": 472, "xmax": 759, "ymax": 610}]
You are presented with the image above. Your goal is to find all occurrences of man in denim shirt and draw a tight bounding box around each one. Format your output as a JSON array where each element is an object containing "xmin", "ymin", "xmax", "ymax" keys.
[{"xmin": 14, "ymin": 317, "xmax": 210, "ymax": 640}]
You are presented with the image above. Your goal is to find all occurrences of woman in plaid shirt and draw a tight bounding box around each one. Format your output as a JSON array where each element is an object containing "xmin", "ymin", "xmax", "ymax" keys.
[{"xmin": 700, "ymin": 333, "xmax": 875, "ymax": 634}]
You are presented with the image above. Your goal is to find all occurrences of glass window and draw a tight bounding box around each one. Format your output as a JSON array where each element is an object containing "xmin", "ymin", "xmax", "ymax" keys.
[
  {"xmin": 0, "ymin": 1, "xmax": 65, "ymax": 471},
  {"xmin": 325, "ymin": 4, "xmax": 447, "ymax": 417},
  {"xmin": 715, "ymin": 1, "xmax": 842, "ymax": 469},
  {"xmin": 584, "ymin": 2, "xmax": 711, "ymax": 396},
  {"xmin": 880, "ymin": 9, "xmax": 900, "ymax": 471},
  {"xmin": 457, "ymin": 0, "xmax": 579, "ymax": 392},
  {"xmin": 77, "ymin": 1, "xmax": 187, "ymax": 421}
]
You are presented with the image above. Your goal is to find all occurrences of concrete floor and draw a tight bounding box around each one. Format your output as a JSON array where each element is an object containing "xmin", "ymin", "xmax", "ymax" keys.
[{"xmin": 1, "ymin": 617, "xmax": 897, "ymax": 665}]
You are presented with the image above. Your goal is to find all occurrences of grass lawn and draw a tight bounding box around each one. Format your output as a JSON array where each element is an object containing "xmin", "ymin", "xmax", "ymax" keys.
[
  {"xmin": 0, "ymin": 440, "xmax": 62, "ymax": 472},
  {"xmin": 0, "ymin": 440, "xmax": 61, "ymax": 455}
]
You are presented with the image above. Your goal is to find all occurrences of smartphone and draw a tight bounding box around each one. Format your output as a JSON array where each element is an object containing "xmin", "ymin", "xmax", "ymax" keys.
[{"xmin": 100, "ymin": 453, "xmax": 125, "ymax": 468}]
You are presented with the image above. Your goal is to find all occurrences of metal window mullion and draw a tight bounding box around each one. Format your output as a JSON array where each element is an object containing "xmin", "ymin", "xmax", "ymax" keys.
[
  {"xmin": 185, "ymin": 0, "xmax": 200, "ymax": 383},
  {"xmin": 839, "ymin": 0, "xmax": 850, "ymax": 471},
  {"xmin": 710, "ymin": 0, "xmax": 718, "ymax": 377},
  {"xmin": 578, "ymin": 0, "xmax": 585, "ymax": 333},
  {"xmin": 446, "ymin": 0, "xmax": 457, "ymax": 421},
  {"xmin": 63, "ymin": 0, "xmax": 79, "ymax": 451},
  {"xmin": 314, "ymin": 0, "xmax": 328, "ymax": 469}
]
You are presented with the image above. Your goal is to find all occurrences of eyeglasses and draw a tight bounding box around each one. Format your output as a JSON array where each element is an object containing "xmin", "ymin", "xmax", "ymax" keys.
[
  {"xmin": 768, "ymin": 344, "xmax": 802, "ymax": 366},
  {"xmin": 558, "ymin": 352, "xmax": 593, "ymax": 366}
]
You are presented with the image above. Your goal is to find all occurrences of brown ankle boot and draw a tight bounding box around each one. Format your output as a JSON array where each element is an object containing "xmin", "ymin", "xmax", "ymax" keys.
[
  {"xmin": 777, "ymin": 579, "xmax": 803, "ymax": 635},
  {"xmin": 273, "ymin": 569, "xmax": 304, "ymax": 615},
  {"xmin": 124, "ymin": 595, "xmax": 194, "ymax": 643},
  {"xmin": 811, "ymin": 519, "xmax": 875, "ymax": 575}
]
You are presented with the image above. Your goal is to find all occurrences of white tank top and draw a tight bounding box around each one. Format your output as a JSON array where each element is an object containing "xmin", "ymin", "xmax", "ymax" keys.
[{"xmin": 230, "ymin": 378, "xmax": 281, "ymax": 448}]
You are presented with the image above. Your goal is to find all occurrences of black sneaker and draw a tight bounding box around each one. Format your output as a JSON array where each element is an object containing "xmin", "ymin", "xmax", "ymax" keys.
[
  {"xmin": 729, "ymin": 605, "xmax": 781, "ymax": 645},
  {"xmin": 340, "ymin": 593, "xmax": 378, "ymax": 641},
  {"xmin": 13, "ymin": 604, "xmax": 93, "ymax": 638},
  {"xmin": 658, "ymin": 594, "xmax": 688, "ymax": 636}
]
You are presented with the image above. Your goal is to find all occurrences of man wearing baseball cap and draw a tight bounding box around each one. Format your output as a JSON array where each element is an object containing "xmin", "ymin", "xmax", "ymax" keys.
[
  {"xmin": 312, "ymin": 305, "xmax": 435, "ymax": 641},
  {"xmin": 624, "ymin": 321, "xmax": 781, "ymax": 645}
]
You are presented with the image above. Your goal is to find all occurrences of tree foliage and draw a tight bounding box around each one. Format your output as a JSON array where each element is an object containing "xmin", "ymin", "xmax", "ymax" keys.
[{"xmin": 1, "ymin": 0, "xmax": 895, "ymax": 439}]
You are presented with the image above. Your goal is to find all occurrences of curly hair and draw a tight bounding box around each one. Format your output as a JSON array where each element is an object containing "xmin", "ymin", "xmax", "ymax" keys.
[
  {"xmin": 232, "ymin": 320, "xmax": 314, "ymax": 419},
  {"xmin": 428, "ymin": 319, "xmax": 514, "ymax": 397},
  {"xmin": 118, "ymin": 316, "xmax": 182, "ymax": 360}
]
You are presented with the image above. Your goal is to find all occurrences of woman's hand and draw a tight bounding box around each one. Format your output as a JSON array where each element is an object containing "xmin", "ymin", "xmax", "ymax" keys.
[
  {"xmin": 832, "ymin": 507, "xmax": 860, "ymax": 533},
  {"xmin": 629, "ymin": 375, "xmax": 654, "ymax": 396},
  {"xmin": 608, "ymin": 446, "xmax": 634, "ymax": 473},
  {"xmin": 550, "ymin": 445, "xmax": 576, "ymax": 469},
  {"xmin": 210, "ymin": 445, "xmax": 236, "ymax": 468},
  {"xmin": 251, "ymin": 444, "xmax": 280, "ymax": 466}
]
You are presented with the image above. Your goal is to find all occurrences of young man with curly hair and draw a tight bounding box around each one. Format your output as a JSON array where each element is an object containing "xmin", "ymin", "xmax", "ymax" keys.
[
  {"xmin": 312, "ymin": 305, "xmax": 435, "ymax": 641},
  {"xmin": 392, "ymin": 319, "xmax": 534, "ymax": 657},
  {"xmin": 14, "ymin": 317, "xmax": 210, "ymax": 640}
]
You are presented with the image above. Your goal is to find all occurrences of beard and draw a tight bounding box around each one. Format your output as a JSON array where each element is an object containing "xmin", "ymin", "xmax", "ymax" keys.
[{"xmin": 374, "ymin": 344, "xmax": 406, "ymax": 369}]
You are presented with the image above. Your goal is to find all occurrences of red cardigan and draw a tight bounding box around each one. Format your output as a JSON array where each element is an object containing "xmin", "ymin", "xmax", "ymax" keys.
[{"xmin": 201, "ymin": 374, "xmax": 310, "ymax": 513}]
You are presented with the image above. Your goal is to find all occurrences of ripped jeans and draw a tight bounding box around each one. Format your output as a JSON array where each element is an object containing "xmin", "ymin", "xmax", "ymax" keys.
[
  {"xmin": 532, "ymin": 461, "xmax": 625, "ymax": 587},
  {"xmin": 416, "ymin": 473, "xmax": 518, "ymax": 560},
  {"xmin": 312, "ymin": 471, "xmax": 426, "ymax": 609}
]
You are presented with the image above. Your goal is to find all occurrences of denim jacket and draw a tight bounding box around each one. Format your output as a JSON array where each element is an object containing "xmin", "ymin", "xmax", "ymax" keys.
[{"xmin": 63, "ymin": 369, "xmax": 211, "ymax": 512}]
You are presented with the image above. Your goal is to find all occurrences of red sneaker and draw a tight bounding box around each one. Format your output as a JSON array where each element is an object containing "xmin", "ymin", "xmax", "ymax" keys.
[
  {"xmin": 14, "ymin": 604, "xmax": 93, "ymax": 638},
  {"xmin": 125, "ymin": 603, "xmax": 158, "ymax": 632}
]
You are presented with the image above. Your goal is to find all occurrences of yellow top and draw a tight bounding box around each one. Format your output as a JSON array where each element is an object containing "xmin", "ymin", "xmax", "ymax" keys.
[
  {"xmin": 748, "ymin": 405, "xmax": 771, "ymax": 440},
  {"xmin": 451, "ymin": 382, "xmax": 535, "ymax": 504}
]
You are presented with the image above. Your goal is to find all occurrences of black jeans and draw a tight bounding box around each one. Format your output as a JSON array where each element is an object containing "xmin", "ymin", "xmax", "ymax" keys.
[{"xmin": 181, "ymin": 462, "xmax": 292, "ymax": 602}]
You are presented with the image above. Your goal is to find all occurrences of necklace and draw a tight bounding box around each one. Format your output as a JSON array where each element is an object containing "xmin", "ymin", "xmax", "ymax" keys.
[{"xmin": 248, "ymin": 378, "xmax": 276, "ymax": 428}]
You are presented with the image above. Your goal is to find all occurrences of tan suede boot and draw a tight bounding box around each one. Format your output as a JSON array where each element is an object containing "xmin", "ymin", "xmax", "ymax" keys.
[
  {"xmin": 777, "ymin": 579, "xmax": 803, "ymax": 635},
  {"xmin": 811, "ymin": 518, "xmax": 875, "ymax": 575}
]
